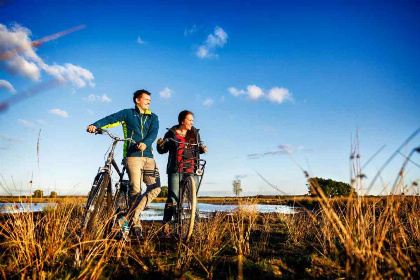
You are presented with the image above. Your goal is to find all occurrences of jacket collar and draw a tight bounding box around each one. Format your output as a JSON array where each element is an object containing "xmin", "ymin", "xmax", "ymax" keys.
[
  {"xmin": 168, "ymin": 125, "xmax": 200, "ymax": 135},
  {"xmin": 135, "ymin": 106, "xmax": 152, "ymax": 115}
]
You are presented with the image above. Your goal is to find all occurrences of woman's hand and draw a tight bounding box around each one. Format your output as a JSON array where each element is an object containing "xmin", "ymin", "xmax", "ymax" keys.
[
  {"xmin": 202, "ymin": 145, "xmax": 208, "ymax": 153},
  {"xmin": 157, "ymin": 138, "xmax": 164, "ymax": 145}
]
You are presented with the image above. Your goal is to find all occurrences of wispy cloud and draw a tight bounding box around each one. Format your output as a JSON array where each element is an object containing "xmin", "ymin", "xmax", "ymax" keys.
[
  {"xmin": 82, "ymin": 94, "xmax": 112, "ymax": 103},
  {"xmin": 257, "ymin": 125, "xmax": 277, "ymax": 134},
  {"xmin": 137, "ymin": 36, "xmax": 146, "ymax": 44},
  {"xmin": 196, "ymin": 26, "xmax": 228, "ymax": 59},
  {"xmin": 49, "ymin": 108, "xmax": 68, "ymax": 118},
  {"xmin": 159, "ymin": 87, "xmax": 172, "ymax": 99},
  {"xmin": 0, "ymin": 133, "xmax": 23, "ymax": 142},
  {"xmin": 0, "ymin": 23, "xmax": 94, "ymax": 88},
  {"xmin": 18, "ymin": 119, "xmax": 34, "ymax": 128},
  {"xmin": 0, "ymin": 79, "xmax": 16, "ymax": 93},
  {"xmin": 228, "ymin": 84, "xmax": 293, "ymax": 104},
  {"xmin": 203, "ymin": 98, "xmax": 214, "ymax": 106},
  {"xmin": 267, "ymin": 87, "xmax": 293, "ymax": 104},
  {"xmin": 228, "ymin": 87, "xmax": 245, "ymax": 96},
  {"xmin": 247, "ymin": 144, "xmax": 312, "ymax": 159},
  {"xmin": 36, "ymin": 119, "xmax": 46, "ymax": 125},
  {"xmin": 184, "ymin": 25, "xmax": 197, "ymax": 36}
]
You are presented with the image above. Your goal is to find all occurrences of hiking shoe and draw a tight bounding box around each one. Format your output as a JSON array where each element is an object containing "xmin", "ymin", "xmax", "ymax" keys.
[{"xmin": 132, "ymin": 226, "xmax": 143, "ymax": 239}]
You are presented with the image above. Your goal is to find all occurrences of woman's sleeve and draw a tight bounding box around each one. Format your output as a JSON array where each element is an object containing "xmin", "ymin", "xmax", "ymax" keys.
[
  {"xmin": 157, "ymin": 131, "xmax": 171, "ymax": 154},
  {"xmin": 198, "ymin": 132, "xmax": 206, "ymax": 154}
]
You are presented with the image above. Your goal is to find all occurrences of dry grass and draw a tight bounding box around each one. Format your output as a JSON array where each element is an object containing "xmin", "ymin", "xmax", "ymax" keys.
[{"xmin": 1, "ymin": 192, "xmax": 420, "ymax": 279}]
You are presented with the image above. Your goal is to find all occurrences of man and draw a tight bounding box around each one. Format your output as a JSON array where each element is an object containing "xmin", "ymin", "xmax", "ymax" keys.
[{"xmin": 86, "ymin": 89, "xmax": 161, "ymax": 237}]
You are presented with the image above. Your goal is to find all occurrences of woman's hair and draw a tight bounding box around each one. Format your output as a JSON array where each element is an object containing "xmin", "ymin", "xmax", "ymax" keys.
[{"xmin": 178, "ymin": 110, "xmax": 196, "ymax": 143}]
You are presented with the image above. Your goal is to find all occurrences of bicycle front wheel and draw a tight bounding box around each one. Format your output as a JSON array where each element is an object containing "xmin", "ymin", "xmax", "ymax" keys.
[
  {"xmin": 178, "ymin": 175, "xmax": 197, "ymax": 242},
  {"xmin": 81, "ymin": 172, "xmax": 110, "ymax": 240}
]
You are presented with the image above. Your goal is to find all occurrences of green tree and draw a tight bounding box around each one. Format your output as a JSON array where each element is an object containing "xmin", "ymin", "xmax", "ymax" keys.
[
  {"xmin": 232, "ymin": 179, "xmax": 243, "ymax": 197},
  {"xmin": 33, "ymin": 189, "xmax": 43, "ymax": 198},
  {"xmin": 308, "ymin": 177, "xmax": 356, "ymax": 197},
  {"xmin": 49, "ymin": 191, "xmax": 57, "ymax": 198},
  {"xmin": 158, "ymin": 186, "xmax": 168, "ymax": 198}
]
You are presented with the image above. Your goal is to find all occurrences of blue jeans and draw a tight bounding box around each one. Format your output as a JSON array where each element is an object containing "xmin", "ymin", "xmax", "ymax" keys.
[{"xmin": 163, "ymin": 173, "xmax": 199, "ymax": 223}]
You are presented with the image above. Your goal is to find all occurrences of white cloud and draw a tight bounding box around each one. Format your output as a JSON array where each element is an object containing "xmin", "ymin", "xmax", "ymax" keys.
[
  {"xmin": 83, "ymin": 94, "xmax": 111, "ymax": 103},
  {"xmin": 0, "ymin": 133, "xmax": 23, "ymax": 142},
  {"xmin": 49, "ymin": 108, "xmax": 68, "ymax": 118},
  {"xmin": 267, "ymin": 87, "xmax": 293, "ymax": 104},
  {"xmin": 18, "ymin": 119, "xmax": 34, "ymax": 128},
  {"xmin": 137, "ymin": 36, "xmax": 146, "ymax": 44},
  {"xmin": 203, "ymin": 98, "xmax": 214, "ymax": 106},
  {"xmin": 184, "ymin": 25, "xmax": 197, "ymax": 36},
  {"xmin": 0, "ymin": 79, "xmax": 16, "ymax": 93},
  {"xmin": 0, "ymin": 23, "xmax": 94, "ymax": 87},
  {"xmin": 196, "ymin": 26, "xmax": 228, "ymax": 59},
  {"xmin": 41, "ymin": 63, "xmax": 95, "ymax": 88},
  {"xmin": 228, "ymin": 87, "xmax": 245, "ymax": 96},
  {"xmin": 246, "ymin": 85, "xmax": 264, "ymax": 100},
  {"xmin": 230, "ymin": 85, "xmax": 294, "ymax": 104},
  {"xmin": 159, "ymin": 87, "xmax": 172, "ymax": 99}
]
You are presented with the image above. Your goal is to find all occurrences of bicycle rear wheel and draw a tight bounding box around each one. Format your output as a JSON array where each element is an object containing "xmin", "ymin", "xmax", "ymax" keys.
[
  {"xmin": 178, "ymin": 175, "xmax": 197, "ymax": 242},
  {"xmin": 81, "ymin": 172, "xmax": 111, "ymax": 240}
]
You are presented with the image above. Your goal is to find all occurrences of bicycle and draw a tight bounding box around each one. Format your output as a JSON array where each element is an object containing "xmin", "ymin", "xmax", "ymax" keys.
[
  {"xmin": 161, "ymin": 137, "xmax": 206, "ymax": 242},
  {"xmin": 80, "ymin": 129, "xmax": 135, "ymax": 240}
]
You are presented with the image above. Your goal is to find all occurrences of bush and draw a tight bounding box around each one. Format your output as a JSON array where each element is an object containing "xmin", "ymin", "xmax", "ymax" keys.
[
  {"xmin": 308, "ymin": 177, "xmax": 356, "ymax": 197},
  {"xmin": 158, "ymin": 186, "xmax": 168, "ymax": 198}
]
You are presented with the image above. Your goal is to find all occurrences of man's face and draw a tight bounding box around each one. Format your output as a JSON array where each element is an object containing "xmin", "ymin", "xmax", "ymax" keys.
[{"xmin": 136, "ymin": 94, "xmax": 151, "ymax": 111}]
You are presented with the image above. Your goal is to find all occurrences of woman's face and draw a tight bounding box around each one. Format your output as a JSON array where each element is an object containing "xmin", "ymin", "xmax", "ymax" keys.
[{"xmin": 182, "ymin": 114, "xmax": 194, "ymax": 130}]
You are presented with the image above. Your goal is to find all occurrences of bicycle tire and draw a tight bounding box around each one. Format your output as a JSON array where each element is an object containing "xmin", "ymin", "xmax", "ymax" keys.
[
  {"xmin": 178, "ymin": 175, "xmax": 197, "ymax": 242},
  {"xmin": 81, "ymin": 172, "xmax": 110, "ymax": 239},
  {"xmin": 105, "ymin": 181, "xmax": 129, "ymax": 237}
]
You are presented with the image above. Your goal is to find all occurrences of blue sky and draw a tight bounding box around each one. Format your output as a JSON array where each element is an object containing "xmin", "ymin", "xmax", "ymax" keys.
[{"xmin": 0, "ymin": 0, "xmax": 419, "ymax": 196}]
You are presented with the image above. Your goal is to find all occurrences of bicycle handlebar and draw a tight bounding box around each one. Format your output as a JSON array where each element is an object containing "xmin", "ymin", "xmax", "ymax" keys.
[
  {"xmin": 162, "ymin": 137, "xmax": 204, "ymax": 147},
  {"xmin": 95, "ymin": 129, "xmax": 137, "ymax": 144}
]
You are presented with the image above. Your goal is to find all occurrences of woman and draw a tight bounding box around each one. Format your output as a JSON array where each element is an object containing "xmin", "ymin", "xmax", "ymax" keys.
[{"xmin": 157, "ymin": 110, "xmax": 207, "ymax": 233}]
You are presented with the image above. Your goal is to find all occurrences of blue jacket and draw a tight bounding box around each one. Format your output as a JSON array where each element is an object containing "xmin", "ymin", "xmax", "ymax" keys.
[{"xmin": 91, "ymin": 107, "xmax": 159, "ymax": 158}]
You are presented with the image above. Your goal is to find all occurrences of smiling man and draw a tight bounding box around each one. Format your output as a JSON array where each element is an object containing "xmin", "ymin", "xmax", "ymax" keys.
[{"xmin": 86, "ymin": 89, "xmax": 161, "ymax": 238}]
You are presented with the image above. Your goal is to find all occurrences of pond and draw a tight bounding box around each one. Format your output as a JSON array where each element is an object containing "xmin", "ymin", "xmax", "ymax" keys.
[{"xmin": 0, "ymin": 202, "xmax": 297, "ymax": 219}]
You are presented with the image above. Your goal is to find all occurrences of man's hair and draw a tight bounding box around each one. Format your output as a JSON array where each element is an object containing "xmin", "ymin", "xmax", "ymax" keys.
[{"xmin": 133, "ymin": 89, "xmax": 151, "ymax": 104}]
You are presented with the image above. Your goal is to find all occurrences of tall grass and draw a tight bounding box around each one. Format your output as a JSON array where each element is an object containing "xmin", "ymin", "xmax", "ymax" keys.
[{"xmin": 1, "ymin": 190, "xmax": 419, "ymax": 279}]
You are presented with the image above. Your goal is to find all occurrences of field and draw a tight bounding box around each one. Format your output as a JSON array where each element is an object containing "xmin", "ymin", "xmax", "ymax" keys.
[{"xmin": 1, "ymin": 193, "xmax": 420, "ymax": 280}]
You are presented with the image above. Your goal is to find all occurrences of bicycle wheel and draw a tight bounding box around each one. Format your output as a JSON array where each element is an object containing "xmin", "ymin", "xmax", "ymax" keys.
[
  {"xmin": 106, "ymin": 180, "xmax": 129, "ymax": 237},
  {"xmin": 81, "ymin": 172, "xmax": 110, "ymax": 240},
  {"xmin": 178, "ymin": 175, "xmax": 197, "ymax": 242}
]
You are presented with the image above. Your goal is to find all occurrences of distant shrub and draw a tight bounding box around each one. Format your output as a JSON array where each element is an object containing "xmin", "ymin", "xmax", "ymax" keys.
[
  {"xmin": 308, "ymin": 177, "xmax": 356, "ymax": 197},
  {"xmin": 33, "ymin": 189, "xmax": 43, "ymax": 198},
  {"xmin": 158, "ymin": 186, "xmax": 168, "ymax": 198}
]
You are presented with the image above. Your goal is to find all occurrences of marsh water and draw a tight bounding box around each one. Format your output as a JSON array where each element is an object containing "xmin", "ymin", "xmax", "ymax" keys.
[{"xmin": 0, "ymin": 202, "xmax": 297, "ymax": 219}]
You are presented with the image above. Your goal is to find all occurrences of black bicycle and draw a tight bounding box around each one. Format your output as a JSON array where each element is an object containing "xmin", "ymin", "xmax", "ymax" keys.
[
  {"xmin": 162, "ymin": 137, "xmax": 206, "ymax": 242},
  {"xmin": 80, "ymin": 129, "xmax": 134, "ymax": 240}
]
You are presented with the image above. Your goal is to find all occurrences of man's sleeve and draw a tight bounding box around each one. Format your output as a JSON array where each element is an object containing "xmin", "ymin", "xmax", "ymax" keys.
[
  {"xmin": 142, "ymin": 114, "xmax": 159, "ymax": 148},
  {"xmin": 91, "ymin": 109, "xmax": 126, "ymax": 129}
]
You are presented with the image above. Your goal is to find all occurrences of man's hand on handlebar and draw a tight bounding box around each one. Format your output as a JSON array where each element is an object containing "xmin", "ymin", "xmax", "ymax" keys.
[
  {"xmin": 137, "ymin": 142, "xmax": 147, "ymax": 151},
  {"xmin": 86, "ymin": 125, "xmax": 97, "ymax": 133}
]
